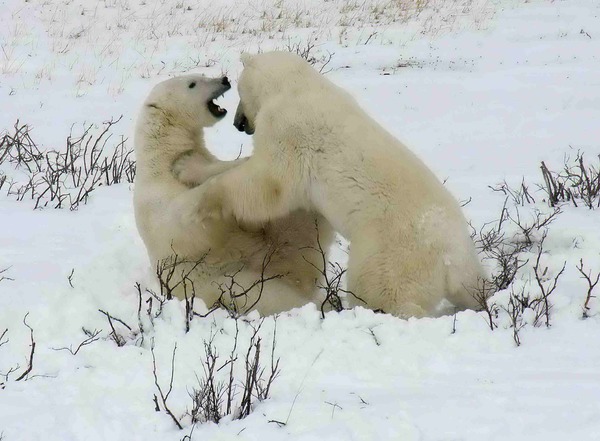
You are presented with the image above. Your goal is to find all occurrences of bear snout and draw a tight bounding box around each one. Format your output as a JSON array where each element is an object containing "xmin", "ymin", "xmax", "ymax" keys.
[
  {"xmin": 221, "ymin": 76, "xmax": 230, "ymax": 87},
  {"xmin": 234, "ymin": 103, "xmax": 252, "ymax": 134},
  {"xmin": 234, "ymin": 114, "xmax": 247, "ymax": 132}
]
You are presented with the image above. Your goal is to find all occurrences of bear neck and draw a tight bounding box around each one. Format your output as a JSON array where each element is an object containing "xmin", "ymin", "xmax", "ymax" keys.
[{"xmin": 137, "ymin": 114, "xmax": 206, "ymax": 177}]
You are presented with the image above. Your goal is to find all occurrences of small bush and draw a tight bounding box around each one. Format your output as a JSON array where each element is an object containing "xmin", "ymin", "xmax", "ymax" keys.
[
  {"xmin": 0, "ymin": 118, "xmax": 135, "ymax": 210},
  {"xmin": 540, "ymin": 151, "xmax": 600, "ymax": 209},
  {"xmin": 151, "ymin": 320, "xmax": 280, "ymax": 430},
  {"xmin": 471, "ymin": 178, "xmax": 565, "ymax": 341}
]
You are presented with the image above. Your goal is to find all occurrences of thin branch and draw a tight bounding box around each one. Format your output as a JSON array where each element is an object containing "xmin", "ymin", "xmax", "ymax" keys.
[
  {"xmin": 15, "ymin": 313, "xmax": 35, "ymax": 381},
  {"xmin": 99, "ymin": 309, "xmax": 131, "ymax": 346},
  {"xmin": 52, "ymin": 329, "xmax": 101, "ymax": 355},
  {"xmin": 0, "ymin": 267, "xmax": 14, "ymax": 283},
  {"xmin": 0, "ymin": 329, "xmax": 8, "ymax": 348},
  {"xmin": 577, "ymin": 259, "xmax": 600, "ymax": 318},
  {"xmin": 532, "ymin": 232, "xmax": 566, "ymax": 328},
  {"xmin": 151, "ymin": 341, "xmax": 183, "ymax": 430}
]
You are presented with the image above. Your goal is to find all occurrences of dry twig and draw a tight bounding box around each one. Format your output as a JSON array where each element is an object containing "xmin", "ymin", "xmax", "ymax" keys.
[
  {"xmin": 576, "ymin": 259, "xmax": 600, "ymax": 319},
  {"xmin": 151, "ymin": 341, "xmax": 183, "ymax": 430}
]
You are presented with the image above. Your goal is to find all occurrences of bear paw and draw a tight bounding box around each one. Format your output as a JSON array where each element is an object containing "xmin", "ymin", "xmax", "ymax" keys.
[{"xmin": 172, "ymin": 152, "xmax": 205, "ymax": 187}]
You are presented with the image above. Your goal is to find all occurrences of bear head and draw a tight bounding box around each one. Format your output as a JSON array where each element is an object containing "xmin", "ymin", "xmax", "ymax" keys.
[
  {"xmin": 145, "ymin": 74, "xmax": 231, "ymax": 129},
  {"xmin": 233, "ymin": 51, "xmax": 321, "ymax": 135}
]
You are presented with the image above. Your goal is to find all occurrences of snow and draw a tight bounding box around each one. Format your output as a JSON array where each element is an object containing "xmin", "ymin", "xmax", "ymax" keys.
[{"xmin": 1, "ymin": 0, "xmax": 600, "ymax": 440}]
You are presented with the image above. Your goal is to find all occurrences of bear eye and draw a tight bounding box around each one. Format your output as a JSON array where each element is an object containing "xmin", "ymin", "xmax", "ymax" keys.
[{"xmin": 188, "ymin": 82, "xmax": 196, "ymax": 89}]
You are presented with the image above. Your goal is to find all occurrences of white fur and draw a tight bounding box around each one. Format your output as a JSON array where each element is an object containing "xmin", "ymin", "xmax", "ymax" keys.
[
  {"xmin": 133, "ymin": 74, "xmax": 333, "ymax": 315},
  {"xmin": 195, "ymin": 53, "xmax": 484, "ymax": 318}
]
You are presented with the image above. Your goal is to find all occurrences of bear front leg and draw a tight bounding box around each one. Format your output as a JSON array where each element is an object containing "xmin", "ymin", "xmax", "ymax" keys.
[
  {"xmin": 172, "ymin": 152, "xmax": 248, "ymax": 187},
  {"xmin": 195, "ymin": 161, "xmax": 297, "ymax": 225}
]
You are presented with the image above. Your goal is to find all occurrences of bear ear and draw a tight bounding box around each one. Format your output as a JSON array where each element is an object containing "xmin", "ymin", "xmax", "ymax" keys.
[{"xmin": 240, "ymin": 52, "xmax": 254, "ymax": 67}]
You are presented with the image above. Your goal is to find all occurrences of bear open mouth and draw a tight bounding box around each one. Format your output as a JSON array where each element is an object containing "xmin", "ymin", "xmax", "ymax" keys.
[
  {"xmin": 207, "ymin": 82, "xmax": 231, "ymax": 118},
  {"xmin": 207, "ymin": 98, "xmax": 227, "ymax": 118}
]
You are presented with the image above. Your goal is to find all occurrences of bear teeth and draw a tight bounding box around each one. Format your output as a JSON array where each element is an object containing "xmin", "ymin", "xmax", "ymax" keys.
[{"xmin": 207, "ymin": 99, "xmax": 226, "ymax": 117}]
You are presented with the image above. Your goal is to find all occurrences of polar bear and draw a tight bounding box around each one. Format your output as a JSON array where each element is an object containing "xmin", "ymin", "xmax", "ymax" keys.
[
  {"xmin": 133, "ymin": 74, "xmax": 333, "ymax": 315},
  {"xmin": 182, "ymin": 52, "xmax": 484, "ymax": 318}
]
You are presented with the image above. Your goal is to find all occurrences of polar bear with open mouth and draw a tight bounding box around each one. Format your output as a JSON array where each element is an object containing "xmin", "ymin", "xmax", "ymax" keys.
[{"xmin": 133, "ymin": 74, "xmax": 333, "ymax": 315}]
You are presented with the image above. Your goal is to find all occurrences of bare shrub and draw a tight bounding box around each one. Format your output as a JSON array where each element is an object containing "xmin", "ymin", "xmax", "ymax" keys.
[
  {"xmin": 14, "ymin": 313, "xmax": 36, "ymax": 382},
  {"xmin": 199, "ymin": 248, "xmax": 285, "ymax": 319},
  {"xmin": 239, "ymin": 320, "xmax": 280, "ymax": 418},
  {"xmin": 188, "ymin": 319, "xmax": 280, "ymax": 426},
  {"xmin": 489, "ymin": 178, "xmax": 535, "ymax": 206},
  {"xmin": 99, "ymin": 309, "xmax": 134, "ymax": 347},
  {"xmin": 495, "ymin": 231, "xmax": 566, "ymax": 346},
  {"xmin": 531, "ymin": 232, "xmax": 566, "ymax": 328},
  {"xmin": 0, "ymin": 118, "xmax": 135, "ymax": 210},
  {"xmin": 134, "ymin": 252, "xmax": 209, "ymax": 334},
  {"xmin": 506, "ymin": 206, "xmax": 561, "ymax": 248},
  {"xmin": 489, "ymin": 179, "xmax": 561, "ymax": 246},
  {"xmin": 151, "ymin": 341, "xmax": 183, "ymax": 430},
  {"xmin": 471, "ymin": 179, "xmax": 562, "ymax": 333},
  {"xmin": 136, "ymin": 249, "xmax": 284, "ymax": 340},
  {"xmin": 576, "ymin": 259, "xmax": 599, "ymax": 319},
  {"xmin": 284, "ymin": 39, "xmax": 334, "ymax": 73},
  {"xmin": 503, "ymin": 286, "xmax": 526, "ymax": 347},
  {"xmin": 540, "ymin": 151, "xmax": 600, "ymax": 209},
  {"xmin": 300, "ymin": 223, "xmax": 364, "ymax": 317},
  {"xmin": 471, "ymin": 204, "xmax": 530, "ymax": 293},
  {"xmin": 154, "ymin": 253, "xmax": 206, "ymax": 303},
  {"xmin": 148, "ymin": 319, "xmax": 281, "ymax": 430},
  {"xmin": 151, "ymin": 249, "xmax": 280, "ymax": 321},
  {"xmin": 472, "ymin": 278, "xmax": 499, "ymax": 331},
  {"xmin": 0, "ymin": 121, "xmax": 43, "ymax": 171},
  {"xmin": 189, "ymin": 338, "xmax": 228, "ymax": 425}
]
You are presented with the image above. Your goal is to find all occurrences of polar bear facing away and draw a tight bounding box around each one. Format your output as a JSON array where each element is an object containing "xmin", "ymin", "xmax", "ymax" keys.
[
  {"xmin": 133, "ymin": 74, "xmax": 333, "ymax": 315},
  {"xmin": 186, "ymin": 52, "xmax": 484, "ymax": 318}
]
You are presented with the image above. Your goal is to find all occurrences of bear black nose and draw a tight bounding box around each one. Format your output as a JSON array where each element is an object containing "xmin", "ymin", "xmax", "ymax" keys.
[{"xmin": 221, "ymin": 76, "xmax": 230, "ymax": 87}]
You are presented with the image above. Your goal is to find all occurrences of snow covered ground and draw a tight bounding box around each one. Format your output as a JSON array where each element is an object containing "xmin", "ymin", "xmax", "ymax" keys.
[{"xmin": 1, "ymin": 0, "xmax": 600, "ymax": 439}]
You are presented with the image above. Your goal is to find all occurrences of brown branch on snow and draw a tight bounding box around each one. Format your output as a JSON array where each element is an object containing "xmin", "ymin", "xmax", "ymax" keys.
[
  {"xmin": 576, "ymin": 259, "xmax": 600, "ymax": 319},
  {"xmin": 189, "ymin": 336, "xmax": 228, "ymax": 424},
  {"xmin": 135, "ymin": 282, "xmax": 146, "ymax": 346},
  {"xmin": 0, "ymin": 267, "xmax": 14, "ymax": 283},
  {"xmin": 99, "ymin": 309, "xmax": 132, "ymax": 347},
  {"xmin": 183, "ymin": 276, "xmax": 196, "ymax": 334},
  {"xmin": 257, "ymin": 317, "xmax": 280, "ymax": 401},
  {"xmin": 225, "ymin": 320, "xmax": 239, "ymax": 416},
  {"xmin": 539, "ymin": 152, "xmax": 600, "ymax": 209},
  {"xmin": 301, "ymin": 220, "xmax": 366, "ymax": 318},
  {"xmin": 1, "ymin": 117, "xmax": 135, "ymax": 210},
  {"xmin": 239, "ymin": 318, "xmax": 281, "ymax": 418},
  {"xmin": 239, "ymin": 324, "xmax": 262, "ymax": 419},
  {"xmin": 0, "ymin": 329, "xmax": 8, "ymax": 348},
  {"xmin": 471, "ymin": 278, "xmax": 499, "ymax": 331},
  {"xmin": 151, "ymin": 341, "xmax": 183, "ymax": 430},
  {"xmin": 52, "ymin": 328, "xmax": 101, "ymax": 355},
  {"xmin": 189, "ymin": 318, "xmax": 281, "ymax": 424},
  {"xmin": 502, "ymin": 286, "xmax": 526, "ymax": 347},
  {"xmin": 195, "ymin": 247, "xmax": 284, "ymax": 319},
  {"xmin": 15, "ymin": 313, "xmax": 35, "ymax": 381},
  {"xmin": 67, "ymin": 268, "xmax": 75, "ymax": 288},
  {"xmin": 532, "ymin": 231, "xmax": 566, "ymax": 328}
]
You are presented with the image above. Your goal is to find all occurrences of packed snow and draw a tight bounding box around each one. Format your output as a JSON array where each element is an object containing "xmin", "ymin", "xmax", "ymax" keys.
[{"xmin": 1, "ymin": 0, "xmax": 600, "ymax": 440}]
